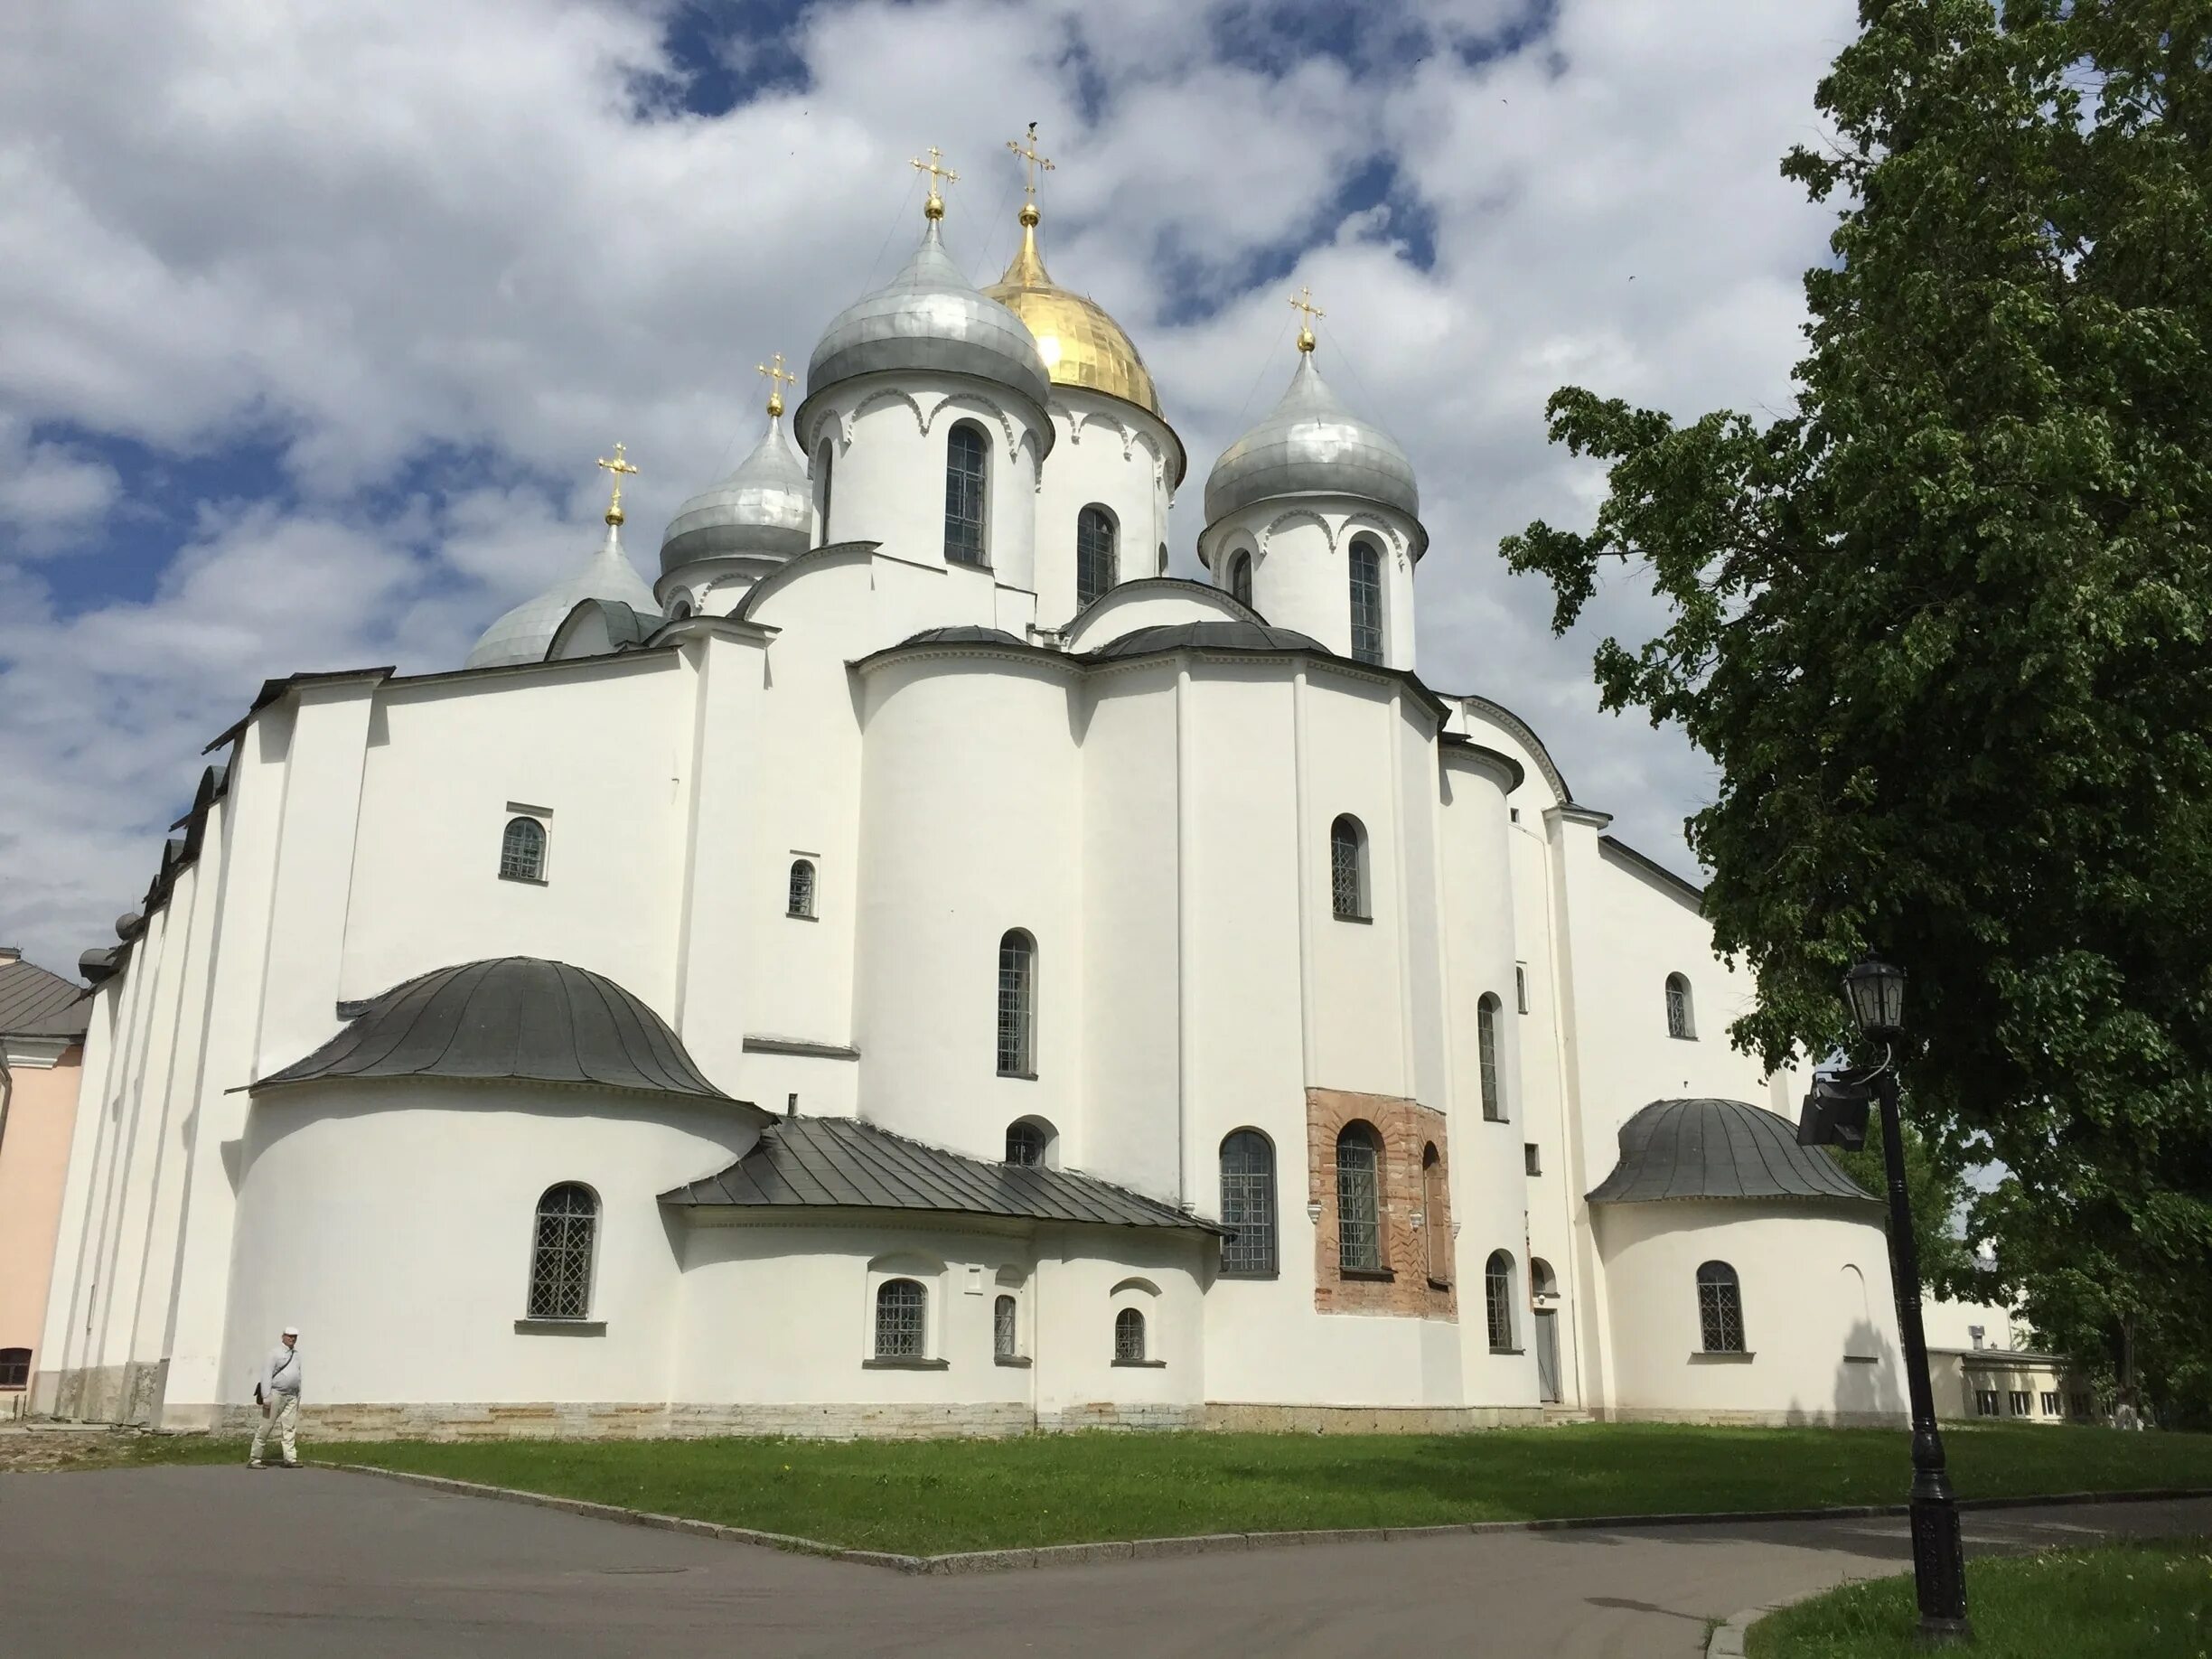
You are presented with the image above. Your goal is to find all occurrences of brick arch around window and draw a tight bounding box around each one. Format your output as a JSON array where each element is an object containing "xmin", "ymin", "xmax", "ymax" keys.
[{"xmin": 1306, "ymin": 1086, "xmax": 1455, "ymax": 1322}]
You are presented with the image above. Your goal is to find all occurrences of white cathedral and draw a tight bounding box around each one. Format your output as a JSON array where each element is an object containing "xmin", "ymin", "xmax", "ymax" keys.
[{"xmin": 33, "ymin": 153, "xmax": 1913, "ymax": 1439}]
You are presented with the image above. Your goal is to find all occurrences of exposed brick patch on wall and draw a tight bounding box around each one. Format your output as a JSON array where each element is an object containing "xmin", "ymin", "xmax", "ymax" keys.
[{"xmin": 1306, "ymin": 1087, "xmax": 1457, "ymax": 1321}]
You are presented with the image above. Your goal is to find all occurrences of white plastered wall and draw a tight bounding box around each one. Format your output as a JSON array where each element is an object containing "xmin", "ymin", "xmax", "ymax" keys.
[
  {"xmin": 1031, "ymin": 394, "xmax": 1176, "ymax": 630},
  {"xmin": 1200, "ymin": 500, "xmax": 1420, "ymax": 670}
]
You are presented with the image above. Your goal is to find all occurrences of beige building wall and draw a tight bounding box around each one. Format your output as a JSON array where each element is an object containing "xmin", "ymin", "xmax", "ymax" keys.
[{"xmin": 1, "ymin": 1038, "xmax": 84, "ymax": 1415}]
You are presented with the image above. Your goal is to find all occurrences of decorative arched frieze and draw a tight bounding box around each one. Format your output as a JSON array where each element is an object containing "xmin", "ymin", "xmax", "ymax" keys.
[
  {"xmin": 847, "ymin": 386, "xmax": 928, "ymax": 439},
  {"xmin": 921, "ymin": 389, "xmax": 1022, "ymax": 462},
  {"xmin": 1261, "ymin": 507, "xmax": 1336, "ymax": 557},
  {"xmin": 1340, "ymin": 511, "xmax": 1408, "ymax": 568}
]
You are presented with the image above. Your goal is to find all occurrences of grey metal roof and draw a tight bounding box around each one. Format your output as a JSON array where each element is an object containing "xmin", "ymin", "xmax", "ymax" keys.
[
  {"xmin": 899, "ymin": 624, "xmax": 1028, "ymax": 647},
  {"xmin": 466, "ymin": 523, "xmax": 661, "ymax": 670},
  {"xmin": 0, "ymin": 953, "xmax": 90, "ymax": 1039},
  {"xmin": 662, "ymin": 1114, "xmax": 1223, "ymax": 1233},
  {"xmin": 660, "ymin": 416, "xmax": 814, "ymax": 573},
  {"xmin": 1203, "ymin": 351, "xmax": 1423, "ymax": 550},
  {"xmin": 798, "ymin": 220, "xmax": 1054, "ymax": 445},
  {"xmin": 1090, "ymin": 620, "xmax": 1326, "ymax": 661},
  {"xmin": 1587, "ymin": 1098, "xmax": 1876, "ymax": 1204},
  {"xmin": 257, "ymin": 957, "xmax": 758, "ymax": 1111}
]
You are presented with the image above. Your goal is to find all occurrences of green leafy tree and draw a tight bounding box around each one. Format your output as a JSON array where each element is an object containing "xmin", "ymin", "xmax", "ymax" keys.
[
  {"xmin": 1500, "ymin": 0, "xmax": 2212, "ymax": 1407},
  {"xmin": 1833, "ymin": 1122, "xmax": 1975, "ymax": 1299}
]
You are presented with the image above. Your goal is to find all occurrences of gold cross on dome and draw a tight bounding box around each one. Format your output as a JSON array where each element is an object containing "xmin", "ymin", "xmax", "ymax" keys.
[
  {"xmin": 1289, "ymin": 286, "xmax": 1324, "ymax": 353},
  {"xmin": 911, "ymin": 145, "xmax": 958, "ymax": 219},
  {"xmin": 756, "ymin": 352, "xmax": 797, "ymax": 418},
  {"xmin": 596, "ymin": 442, "xmax": 639, "ymax": 525},
  {"xmin": 1007, "ymin": 122, "xmax": 1054, "ymax": 201}
]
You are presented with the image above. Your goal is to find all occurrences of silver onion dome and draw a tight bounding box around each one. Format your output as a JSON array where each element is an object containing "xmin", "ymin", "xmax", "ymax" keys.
[
  {"xmin": 799, "ymin": 218, "xmax": 1054, "ymax": 435},
  {"xmin": 1203, "ymin": 349, "xmax": 1422, "ymax": 544},
  {"xmin": 659, "ymin": 414, "xmax": 813, "ymax": 574},
  {"xmin": 466, "ymin": 519, "xmax": 661, "ymax": 670}
]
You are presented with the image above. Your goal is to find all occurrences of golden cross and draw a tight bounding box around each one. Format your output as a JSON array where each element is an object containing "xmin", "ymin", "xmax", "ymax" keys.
[
  {"xmin": 756, "ymin": 352, "xmax": 797, "ymax": 418},
  {"xmin": 1007, "ymin": 123, "xmax": 1054, "ymax": 202},
  {"xmin": 596, "ymin": 442, "xmax": 639, "ymax": 525},
  {"xmin": 911, "ymin": 145, "xmax": 958, "ymax": 220},
  {"xmin": 1289, "ymin": 286, "xmax": 1324, "ymax": 353}
]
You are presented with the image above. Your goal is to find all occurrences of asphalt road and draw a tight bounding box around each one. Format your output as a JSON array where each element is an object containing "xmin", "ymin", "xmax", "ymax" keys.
[{"xmin": 5, "ymin": 1466, "xmax": 2208, "ymax": 1658}]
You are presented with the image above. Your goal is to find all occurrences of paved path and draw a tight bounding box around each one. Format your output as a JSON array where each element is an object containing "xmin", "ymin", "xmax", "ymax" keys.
[{"xmin": 4, "ymin": 1467, "xmax": 2207, "ymax": 1658}]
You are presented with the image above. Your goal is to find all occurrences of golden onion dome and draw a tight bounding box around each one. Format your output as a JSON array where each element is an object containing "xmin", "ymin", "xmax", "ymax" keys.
[{"xmin": 983, "ymin": 207, "xmax": 1163, "ymax": 421}]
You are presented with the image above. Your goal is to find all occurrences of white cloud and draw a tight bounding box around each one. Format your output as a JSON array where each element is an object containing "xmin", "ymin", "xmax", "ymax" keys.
[{"xmin": 0, "ymin": 0, "xmax": 1854, "ymax": 972}]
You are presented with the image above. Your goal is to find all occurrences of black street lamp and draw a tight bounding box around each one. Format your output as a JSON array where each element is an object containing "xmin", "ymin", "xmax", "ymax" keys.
[{"xmin": 1842, "ymin": 954, "xmax": 1973, "ymax": 1644}]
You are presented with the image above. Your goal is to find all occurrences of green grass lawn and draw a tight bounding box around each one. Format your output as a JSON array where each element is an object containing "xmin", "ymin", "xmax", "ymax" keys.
[
  {"xmin": 1748, "ymin": 1538, "xmax": 2212, "ymax": 1657},
  {"xmin": 106, "ymin": 1421, "xmax": 2212, "ymax": 1555}
]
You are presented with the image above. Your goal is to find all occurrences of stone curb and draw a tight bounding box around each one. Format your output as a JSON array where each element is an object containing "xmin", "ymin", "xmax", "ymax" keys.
[
  {"xmin": 1706, "ymin": 1603, "xmax": 1775, "ymax": 1658},
  {"xmin": 330, "ymin": 1466, "xmax": 2212, "ymax": 1578}
]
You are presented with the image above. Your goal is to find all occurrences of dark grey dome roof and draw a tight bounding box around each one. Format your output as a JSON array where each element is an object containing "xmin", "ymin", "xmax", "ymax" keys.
[
  {"xmin": 1204, "ymin": 351, "xmax": 1420, "ymax": 533},
  {"xmin": 1587, "ymin": 1098, "xmax": 1875, "ymax": 1204},
  {"xmin": 258, "ymin": 957, "xmax": 751, "ymax": 1108},
  {"xmin": 898, "ymin": 624, "xmax": 1027, "ymax": 647},
  {"xmin": 1091, "ymin": 620, "xmax": 1326, "ymax": 661},
  {"xmin": 660, "ymin": 417, "xmax": 814, "ymax": 573}
]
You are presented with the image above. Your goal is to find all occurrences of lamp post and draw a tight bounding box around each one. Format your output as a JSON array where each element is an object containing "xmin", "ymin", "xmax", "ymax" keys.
[{"xmin": 1842, "ymin": 954, "xmax": 1973, "ymax": 1644}]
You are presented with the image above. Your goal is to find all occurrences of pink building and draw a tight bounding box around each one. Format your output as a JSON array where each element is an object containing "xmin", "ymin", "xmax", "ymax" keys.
[{"xmin": 0, "ymin": 949, "xmax": 89, "ymax": 1417}]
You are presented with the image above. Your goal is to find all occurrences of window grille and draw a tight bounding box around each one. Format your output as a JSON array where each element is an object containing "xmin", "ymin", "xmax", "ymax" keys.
[
  {"xmin": 0, "ymin": 1347, "xmax": 29, "ymax": 1390},
  {"xmin": 944, "ymin": 424, "xmax": 989, "ymax": 564},
  {"xmin": 1348, "ymin": 539, "xmax": 1384, "ymax": 664},
  {"xmin": 2040, "ymin": 1391, "xmax": 2059, "ymax": 1416},
  {"xmin": 875, "ymin": 1278, "xmax": 926, "ymax": 1358},
  {"xmin": 1076, "ymin": 506, "xmax": 1117, "ymax": 608},
  {"xmin": 500, "ymin": 816, "xmax": 546, "ymax": 882},
  {"xmin": 1666, "ymin": 973, "xmax": 1695, "ymax": 1039},
  {"xmin": 1114, "ymin": 1307, "xmax": 1147, "ymax": 1363},
  {"xmin": 815, "ymin": 441, "xmax": 835, "ymax": 542},
  {"xmin": 1421, "ymin": 1146, "xmax": 1448, "ymax": 1282},
  {"xmin": 1219, "ymin": 1129, "xmax": 1277, "ymax": 1277},
  {"xmin": 2008, "ymin": 1390, "xmax": 2030, "ymax": 1416},
  {"xmin": 1336, "ymin": 1123, "xmax": 1382, "ymax": 1272},
  {"xmin": 1330, "ymin": 816, "xmax": 1365, "ymax": 919},
  {"xmin": 527, "ymin": 1184, "xmax": 596, "ymax": 1319},
  {"xmin": 1696, "ymin": 1261, "xmax": 1746, "ymax": 1353},
  {"xmin": 1485, "ymin": 1251, "xmax": 1515, "ymax": 1352},
  {"xmin": 1229, "ymin": 550, "xmax": 1252, "ymax": 608},
  {"xmin": 1477, "ymin": 994, "xmax": 1504, "ymax": 1120},
  {"xmin": 787, "ymin": 858, "xmax": 815, "ymax": 918},
  {"xmin": 1005, "ymin": 1120, "xmax": 1046, "ymax": 1167},
  {"xmin": 994, "ymin": 1294, "xmax": 1018, "ymax": 1361},
  {"xmin": 997, "ymin": 930, "xmax": 1035, "ymax": 1075},
  {"xmin": 1975, "ymin": 1390, "xmax": 2000, "ymax": 1417}
]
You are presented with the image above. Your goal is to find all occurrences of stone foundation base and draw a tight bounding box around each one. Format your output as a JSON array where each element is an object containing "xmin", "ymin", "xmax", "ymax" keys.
[
  {"xmin": 33, "ymin": 1363, "xmax": 168, "ymax": 1428},
  {"xmin": 154, "ymin": 1400, "xmax": 1211, "ymax": 1441},
  {"xmin": 1204, "ymin": 1402, "xmax": 1545, "ymax": 1434},
  {"xmin": 1589, "ymin": 1405, "xmax": 1909, "ymax": 1429}
]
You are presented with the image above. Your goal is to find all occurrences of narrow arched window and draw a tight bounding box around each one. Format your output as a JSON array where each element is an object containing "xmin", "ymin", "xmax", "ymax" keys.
[
  {"xmin": 1336, "ymin": 1121, "xmax": 1382, "ymax": 1273},
  {"xmin": 0, "ymin": 1347, "xmax": 29, "ymax": 1390},
  {"xmin": 1666, "ymin": 973, "xmax": 1696, "ymax": 1039},
  {"xmin": 1157, "ymin": 541, "xmax": 1168, "ymax": 576},
  {"xmin": 1076, "ymin": 505, "xmax": 1117, "ymax": 607},
  {"xmin": 1114, "ymin": 1307, "xmax": 1147, "ymax": 1363},
  {"xmin": 1421, "ymin": 1145, "xmax": 1449, "ymax": 1283},
  {"xmin": 787, "ymin": 858, "xmax": 816, "ymax": 918},
  {"xmin": 1229, "ymin": 549, "xmax": 1253, "ymax": 608},
  {"xmin": 1348, "ymin": 537, "xmax": 1384, "ymax": 664},
  {"xmin": 1697, "ymin": 1261, "xmax": 1746, "ymax": 1353},
  {"xmin": 526, "ymin": 1183, "xmax": 596, "ymax": 1319},
  {"xmin": 1531, "ymin": 1257, "xmax": 1558, "ymax": 1299},
  {"xmin": 875, "ymin": 1277, "xmax": 926, "ymax": 1358},
  {"xmin": 944, "ymin": 422, "xmax": 989, "ymax": 565},
  {"xmin": 1219, "ymin": 1129, "xmax": 1277, "ymax": 1278},
  {"xmin": 668, "ymin": 596, "xmax": 694, "ymax": 622},
  {"xmin": 499, "ymin": 816, "xmax": 546, "ymax": 883},
  {"xmin": 1330, "ymin": 814, "xmax": 1368, "ymax": 920},
  {"xmin": 994, "ymin": 1294, "xmax": 1018, "ymax": 1361},
  {"xmin": 814, "ymin": 440, "xmax": 835, "ymax": 542},
  {"xmin": 1005, "ymin": 1119, "xmax": 1047, "ymax": 1167},
  {"xmin": 1477, "ymin": 993, "xmax": 1504, "ymax": 1120},
  {"xmin": 1485, "ymin": 1250, "xmax": 1515, "ymax": 1352},
  {"xmin": 997, "ymin": 929, "xmax": 1036, "ymax": 1076}
]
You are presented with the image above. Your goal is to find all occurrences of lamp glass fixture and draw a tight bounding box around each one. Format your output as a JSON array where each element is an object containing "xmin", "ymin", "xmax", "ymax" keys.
[{"xmin": 1843, "ymin": 955, "xmax": 1907, "ymax": 1038}]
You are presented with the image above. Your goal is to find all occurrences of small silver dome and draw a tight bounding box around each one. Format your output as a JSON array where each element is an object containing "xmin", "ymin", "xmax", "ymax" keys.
[
  {"xmin": 1203, "ymin": 350, "xmax": 1421, "ymax": 536},
  {"xmin": 799, "ymin": 220, "xmax": 1054, "ymax": 436},
  {"xmin": 660, "ymin": 416, "xmax": 813, "ymax": 574},
  {"xmin": 466, "ymin": 521, "xmax": 661, "ymax": 670}
]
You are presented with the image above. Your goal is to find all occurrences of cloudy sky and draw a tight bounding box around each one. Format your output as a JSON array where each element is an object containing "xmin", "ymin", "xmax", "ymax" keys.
[{"xmin": 0, "ymin": 0, "xmax": 1854, "ymax": 973}]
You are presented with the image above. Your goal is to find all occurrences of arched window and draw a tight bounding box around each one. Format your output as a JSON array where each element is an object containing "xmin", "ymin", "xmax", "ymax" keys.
[
  {"xmin": 1666, "ymin": 973, "xmax": 1696, "ymax": 1039},
  {"xmin": 814, "ymin": 440, "xmax": 835, "ymax": 542},
  {"xmin": 1421, "ymin": 1144, "xmax": 1449, "ymax": 1283},
  {"xmin": 1531, "ymin": 1257, "xmax": 1558, "ymax": 1298},
  {"xmin": 997, "ymin": 929, "xmax": 1036, "ymax": 1076},
  {"xmin": 1157, "ymin": 541, "xmax": 1168, "ymax": 576},
  {"xmin": 499, "ymin": 816, "xmax": 546, "ymax": 883},
  {"xmin": 1330, "ymin": 814, "xmax": 1368, "ymax": 920},
  {"xmin": 874, "ymin": 1277, "xmax": 926, "ymax": 1358},
  {"xmin": 1005, "ymin": 1119, "xmax": 1048, "ymax": 1167},
  {"xmin": 1348, "ymin": 537, "xmax": 1384, "ymax": 664},
  {"xmin": 1485, "ymin": 1250, "xmax": 1516, "ymax": 1353},
  {"xmin": 994, "ymin": 1293, "xmax": 1019, "ymax": 1361},
  {"xmin": 1219, "ymin": 1129, "xmax": 1277, "ymax": 1278},
  {"xmin": 1697, "ymin": 1261, "xmax": 1746, "ymax": 1353},
  {"xmin": 1336, "ymin": 1122, "xmax": 1383, "ymax": 1272},
  {"xmin": 1228, "ymin": 549, "xmax": 1253, "ymax": 608},
  {"xmin": 668, "ymin": 596, "xmax": 695, "ymax": 622},
  {"xmin": 1113, "ymin": 1306, "xmax": 1148, "ymax": 1363},
  {"xmin": 0, "ymin": 1347, "xmax": 29, "ymax": 1390},
  {"xmin": 787, "ymin": 858, "xmax": 816, "ymax": 918},
  {"xmin": 1477, "ymin": 993, "xmax": 1504, "ymax": 1120},
  {"xmin": 944, "ymin": 422, "xmax": 989, "ymax": 565},
  {"xmin": 526, "ymin": 1183, "xmax": 597, "ymax": 1319},
  {"xmin": 1076, "ymin": 505, "xmax": 1117, "ymax": 607}
]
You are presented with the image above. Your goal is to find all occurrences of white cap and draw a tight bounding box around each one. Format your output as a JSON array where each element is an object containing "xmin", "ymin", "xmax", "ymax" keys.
[{"xmin": 281, "ymin": 1326, "xmax": 298, "ymax": 1337}]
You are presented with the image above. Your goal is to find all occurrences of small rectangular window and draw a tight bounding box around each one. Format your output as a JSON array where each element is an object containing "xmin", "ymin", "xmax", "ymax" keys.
[
  {"xmin": 993, "ymin": 1293, "xmax": 1018, "ymax": 1362},
  {"xmin": 1515, "ymin": 964, "xmax": 1530, "ymax": 1014},
  {"xmin": 2039, "ymin": 1391, "xmax": 2058, "ymax": 1417},
  {"xmin": 0, "ymin": 1347, "xmax": 29, "ymax": 1390},
  {"xmin": 1975, "ymin": 1390, "xmax": 2000, "ymax": 1417},
  {"xmin": 2008, "ymin": 1390, "xmax": 2030, "ymax": 1417},
  {"xmin": 1523, "ymin": 1143, "xmax": 1541, "ymax": 1176}
]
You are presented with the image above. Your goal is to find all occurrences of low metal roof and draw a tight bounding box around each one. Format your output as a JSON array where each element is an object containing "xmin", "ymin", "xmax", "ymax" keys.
[
  {"xmin": 662, "ymin": 1114, "xmax": 1223, "ymax": 1233},
  {"xmin": 1587, "ymin": 1097, "xmax": 1876, "ymax": 1204},
  {"xmin": 0, "ymin": 954, "xmax": 90, "ymax": 1039}
]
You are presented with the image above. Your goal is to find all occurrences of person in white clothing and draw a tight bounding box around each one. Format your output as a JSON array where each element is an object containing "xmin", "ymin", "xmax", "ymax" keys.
[{"xmin": 248, "ymin": 1326, "xmax": 303, "ymax": 1468}]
